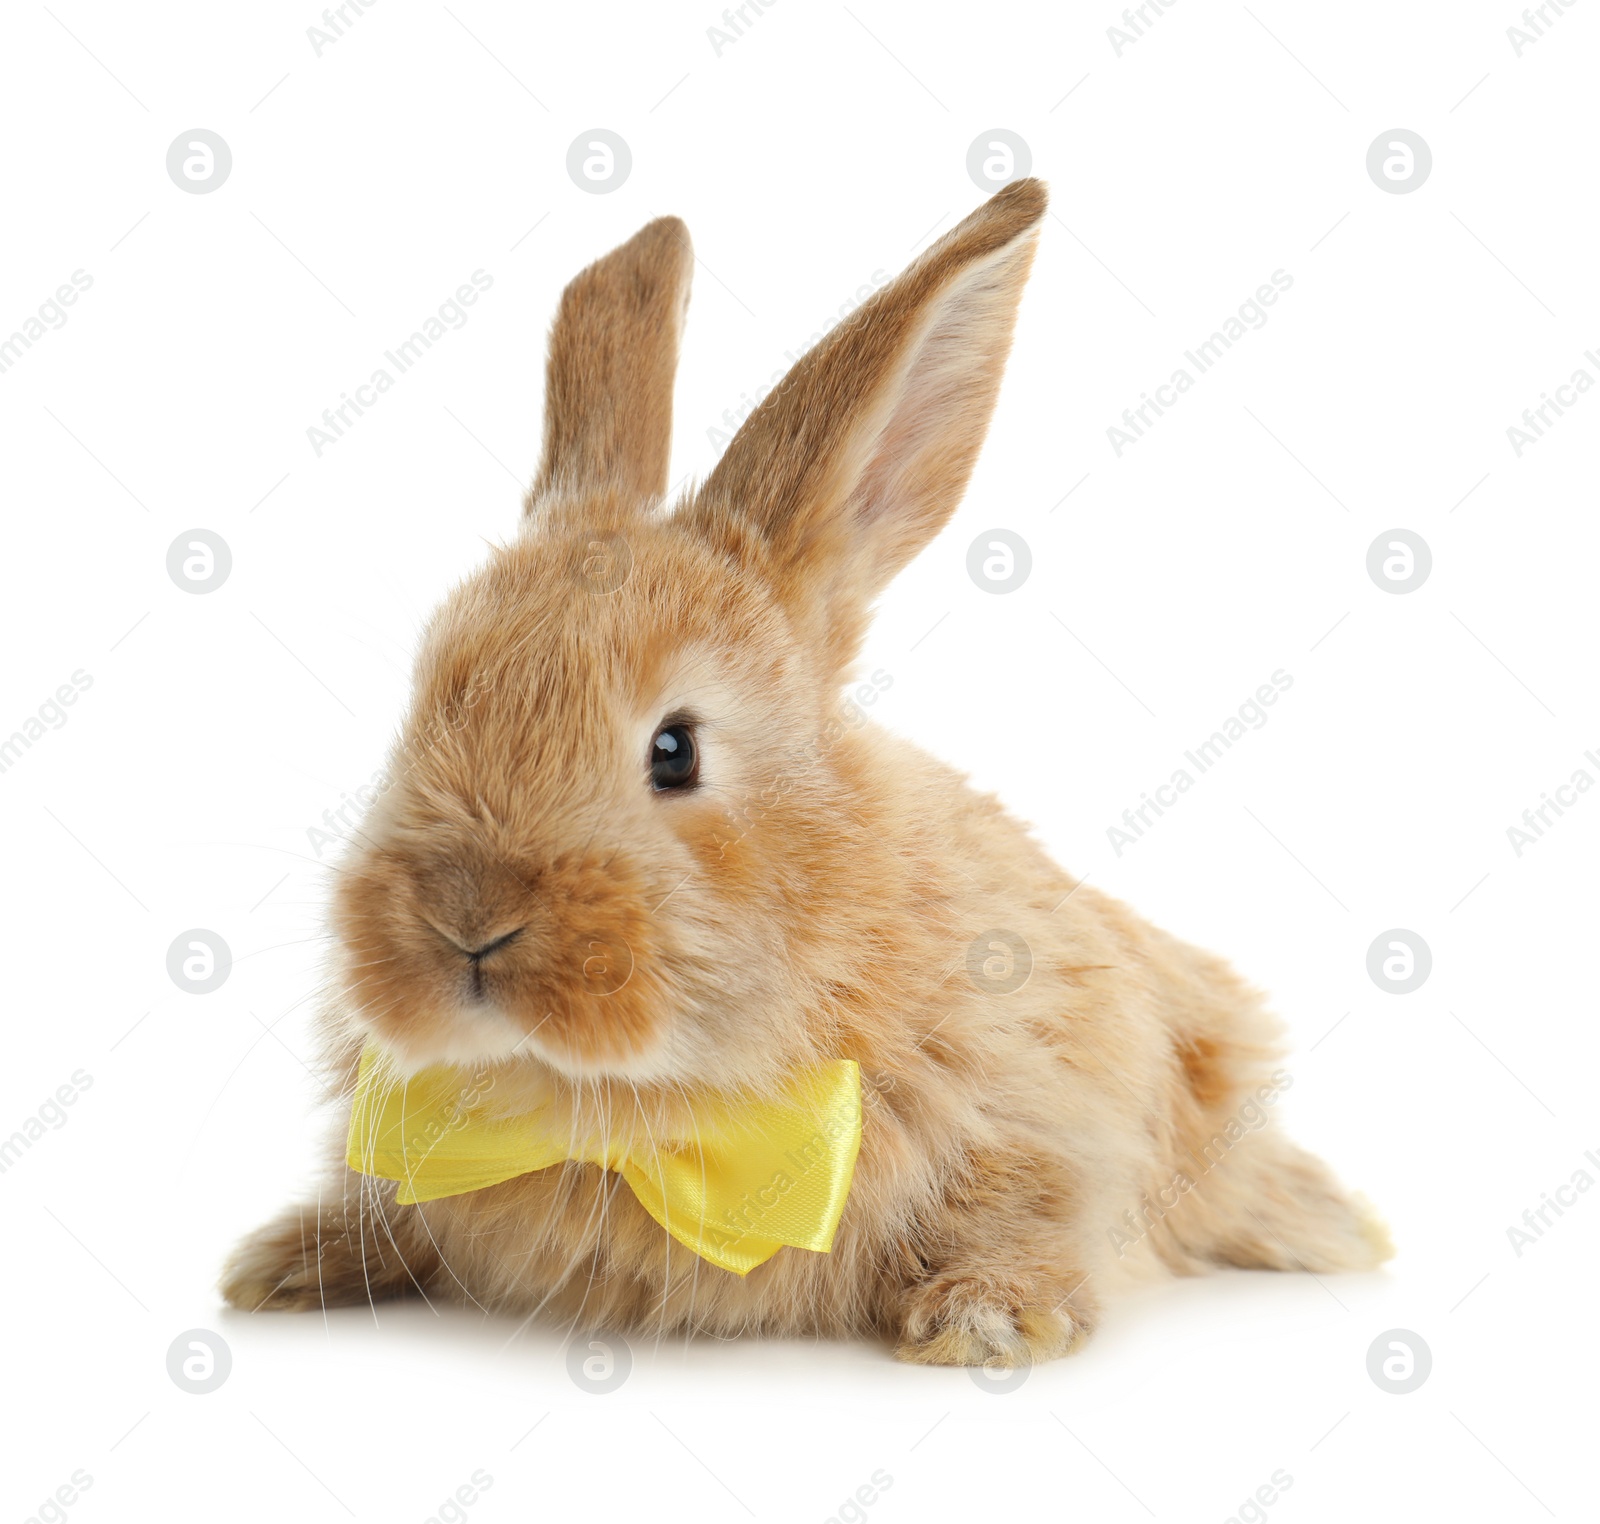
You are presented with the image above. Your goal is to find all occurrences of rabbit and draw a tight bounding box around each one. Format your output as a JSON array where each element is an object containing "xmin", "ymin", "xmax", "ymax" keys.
[{"xmin": 222, "ymin": 179, "xmax": 1390, "ymax": 1366}]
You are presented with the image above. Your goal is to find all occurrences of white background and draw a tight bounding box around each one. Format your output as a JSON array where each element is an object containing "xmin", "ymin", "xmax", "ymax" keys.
[{"xmin": 1, "ymin": 2, "xmax": 1595, "ymax": 1520}]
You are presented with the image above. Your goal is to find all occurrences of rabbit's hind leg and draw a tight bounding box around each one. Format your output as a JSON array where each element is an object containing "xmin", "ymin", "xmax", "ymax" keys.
[{"xmin": 1169, "ymin": 1125, "xmax": 1394, "ymax": 1275}]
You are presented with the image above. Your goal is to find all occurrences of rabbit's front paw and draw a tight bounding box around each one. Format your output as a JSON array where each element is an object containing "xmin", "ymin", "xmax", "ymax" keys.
[
  {"xmin": 220, "ymin": 1201, "xmax": 431, "ymax": 1313},
  {"xmin": 894, "ymin": 1273, "xmax": 1095, "ymax": 1368}
]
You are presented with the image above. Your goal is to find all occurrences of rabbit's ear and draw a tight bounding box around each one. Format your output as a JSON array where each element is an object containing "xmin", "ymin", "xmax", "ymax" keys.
[
  {"xmin": 689, "ymin": 180, "xmax": 1047, "ymax": 671},
  {"xmin": 528, "ymin": 216, "xmax": 694, "ymax": 510}
]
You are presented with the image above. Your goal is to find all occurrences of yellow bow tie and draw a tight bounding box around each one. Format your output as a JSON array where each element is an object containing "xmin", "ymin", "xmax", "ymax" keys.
[{"xmin": 345, "ymin": 1046, "xmax": 862, "ymax": 1277}]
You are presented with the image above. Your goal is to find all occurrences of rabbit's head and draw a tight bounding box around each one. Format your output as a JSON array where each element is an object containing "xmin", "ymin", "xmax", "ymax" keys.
[{"xmin": 332, "ymin": 182, "xmax": 1047, "ymax": 1091}]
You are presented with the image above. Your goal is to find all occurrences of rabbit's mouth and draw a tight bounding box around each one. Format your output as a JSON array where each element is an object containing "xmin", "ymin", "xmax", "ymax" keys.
[
  {"xmin": 329, "ymin": 823, "xmax": 697, "ymax": 1082},
  {"xmin": 347, "ymin": 995, "xmax": 532, "ymax": 1077}
]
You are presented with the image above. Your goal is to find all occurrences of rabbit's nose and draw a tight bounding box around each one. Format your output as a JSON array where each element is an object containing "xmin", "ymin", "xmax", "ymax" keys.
[
  {"xmin": 458, "ymin": 927, "xmax": 526, "ymax": 961},
  {"xmin": 426, "ymin": 921, "xmax": 527, "ymax": 961}
]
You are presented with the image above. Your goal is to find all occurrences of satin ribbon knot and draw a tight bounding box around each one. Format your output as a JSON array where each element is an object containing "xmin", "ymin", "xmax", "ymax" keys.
[{"xmin": 346, "ymin": 1046, "xmax": 862, "ymax": 1277}]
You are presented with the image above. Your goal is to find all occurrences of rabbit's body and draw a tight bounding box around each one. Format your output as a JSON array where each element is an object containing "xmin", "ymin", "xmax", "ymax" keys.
[{"xmin": 224, "ymin": 182, "xmax": 1388, "ymax": 1364}]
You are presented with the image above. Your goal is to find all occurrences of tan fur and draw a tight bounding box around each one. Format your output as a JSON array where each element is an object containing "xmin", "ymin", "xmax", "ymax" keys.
[
  {"xmin": 531, "ymin": 215, "xmax": 693, "ymax": 504},
  {"xmin": 223, "ymin": 182, "xmax": 1391, "ymax": 1364}
]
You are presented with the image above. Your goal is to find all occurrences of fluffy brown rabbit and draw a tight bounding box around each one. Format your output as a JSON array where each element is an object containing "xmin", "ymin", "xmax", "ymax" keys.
[{"xmin": 222, "ymin": 180, "xmax": 1390, "ymax": 1365}]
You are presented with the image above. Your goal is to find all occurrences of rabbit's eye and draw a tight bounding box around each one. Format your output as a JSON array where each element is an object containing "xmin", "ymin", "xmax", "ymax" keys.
[{"xmin": 650, "ymin": 722, "xmax": 699, "ymax": 791}]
